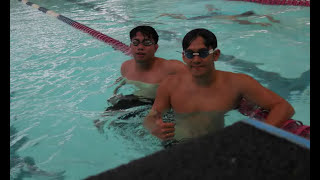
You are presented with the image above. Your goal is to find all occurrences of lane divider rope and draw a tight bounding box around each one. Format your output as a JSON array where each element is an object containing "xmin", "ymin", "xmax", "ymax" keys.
[
  {"xmin": 19, "ymin": 0, "xmax": 131, "ymax": 55},
  {"xmin": 226, "ymin": 0, "xmax": 310, "ymax": 7}
]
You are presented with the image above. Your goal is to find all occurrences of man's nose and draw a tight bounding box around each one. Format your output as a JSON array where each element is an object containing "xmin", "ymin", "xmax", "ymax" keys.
[
  {"xmin": 137, "ymin": 43, "xmax": 145, "ymax": 49},
  {"xmin": 192, "ymin": 55, "xmax": 202, "ymax": 63}
]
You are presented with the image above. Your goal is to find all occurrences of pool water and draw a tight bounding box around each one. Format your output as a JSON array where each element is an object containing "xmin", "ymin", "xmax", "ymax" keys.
[{"xmin": 10, "ymin": 0, "xmax": 310, "ymax": 179}]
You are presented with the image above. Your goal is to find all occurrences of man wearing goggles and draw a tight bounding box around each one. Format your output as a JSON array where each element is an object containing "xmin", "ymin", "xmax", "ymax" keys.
[
  {"xmin": 95, "ymin": 26, "xmax": 186, "ymax": 133},
  {"xmin": 144, "ymin": 28, "xmax": 294, "ymax": 145},
  {"xmin": 120, "ymin": 25, "xmax": 186, "ymax": 87},
  {"xmin": 110, "ymin": 25, "xmax": 186, "ymax": 99}
]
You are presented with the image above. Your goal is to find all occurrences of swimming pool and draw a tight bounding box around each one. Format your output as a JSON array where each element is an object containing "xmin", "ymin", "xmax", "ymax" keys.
[{"xmin": 10, "ymin": 0, "xmax": 310, "ymax": 179}]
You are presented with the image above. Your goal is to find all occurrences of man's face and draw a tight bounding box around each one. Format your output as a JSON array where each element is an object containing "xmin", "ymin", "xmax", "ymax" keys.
[
  {"xmin": 130, "ymin": 32, "xmax": 158, "ymax": 63},
  {"xmin": 182, "ymin": 36, "xmax": 219, "ymax": 77}
]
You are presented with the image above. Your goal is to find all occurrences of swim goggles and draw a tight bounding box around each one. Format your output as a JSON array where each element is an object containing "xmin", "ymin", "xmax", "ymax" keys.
[
  {"xmin": 131, "ymin": 39, "xmax": 154, "ymax": 46},
  {"xmin": 183, "ymin": 49, "xmax": 215, "ymax": 59}
]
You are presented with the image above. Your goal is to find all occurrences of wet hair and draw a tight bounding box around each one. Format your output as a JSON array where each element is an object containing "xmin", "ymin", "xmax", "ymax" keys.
[
  {"xmin": 182, "ymin": 28, "xmax": 217, "ymax": 50},
  {"xmin": 130, "ymin": 26, "xmax": 159, "ymax": 44}
]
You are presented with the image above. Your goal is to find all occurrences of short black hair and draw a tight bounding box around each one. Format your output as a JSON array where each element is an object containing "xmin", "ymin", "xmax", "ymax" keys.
[
  {"xmin": 130, "ymin": 26, "xmax": 159, "ymax": 44},
  {"xmin": 182, "ymin": 28, "xmax": 217, "ymax": 50}
]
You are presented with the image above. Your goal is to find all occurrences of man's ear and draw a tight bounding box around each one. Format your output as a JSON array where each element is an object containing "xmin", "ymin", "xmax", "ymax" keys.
[
  {"xmin": 154, "ymin": 44, "xmax": 159, "ymax": 52},
  {"xmin": 182, "ymin": 52, "xmax": 188, "ymax": 64},
  {"xmin": 213, "ymin": 49, "xmax": 220, "ymax": 62}
]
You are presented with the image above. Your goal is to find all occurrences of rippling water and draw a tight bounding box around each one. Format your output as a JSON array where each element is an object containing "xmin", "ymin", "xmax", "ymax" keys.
[{"xmin": 10, "ymin": 0, "xmax": 309, "ymax": 179}]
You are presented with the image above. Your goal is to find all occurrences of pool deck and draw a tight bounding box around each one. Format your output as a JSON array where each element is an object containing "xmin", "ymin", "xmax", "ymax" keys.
[{"xmin": 85, "ymin": 119, "xmax": 310, "ymax": 180}]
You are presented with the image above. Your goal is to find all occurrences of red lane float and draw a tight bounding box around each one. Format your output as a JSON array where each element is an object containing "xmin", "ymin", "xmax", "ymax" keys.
[{"xmin": 226, "ymin": 0, "xmax": 310, "ymax": 7}]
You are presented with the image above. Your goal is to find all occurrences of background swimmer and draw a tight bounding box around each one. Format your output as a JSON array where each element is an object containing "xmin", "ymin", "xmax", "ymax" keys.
[{"xmin": 158, "ymin": 4, "xmax": 280, "ymax": 27}]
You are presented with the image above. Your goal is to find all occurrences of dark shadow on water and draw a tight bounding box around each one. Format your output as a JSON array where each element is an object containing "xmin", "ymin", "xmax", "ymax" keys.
[
  {"xmin": 10, "ymin": 125, "xmax": 66, "ymax": 180},
  {"xmin": 219, "ymin": 54, "xmax": 310, "ymax": 101}
]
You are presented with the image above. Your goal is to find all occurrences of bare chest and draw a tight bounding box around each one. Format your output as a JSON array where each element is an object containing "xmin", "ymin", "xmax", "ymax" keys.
[
  {"xmin": 125, "ymin": 70, "xmax": 167, "ymax": 84},
  {"xmin": 171, "ymin": 85, "xmax": 240, "ymax": 113}
]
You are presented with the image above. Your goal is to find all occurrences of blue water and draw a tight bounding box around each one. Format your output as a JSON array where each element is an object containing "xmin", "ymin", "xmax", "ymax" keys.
[{"xmin": 10, "ymin": 0, "xmax": 310, "ymax": 179}]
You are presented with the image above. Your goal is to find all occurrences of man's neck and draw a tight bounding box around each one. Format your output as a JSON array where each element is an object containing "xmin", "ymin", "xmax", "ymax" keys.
[
  {"xmin": 192, "ymin": 70, "xmax": 218, "ymax": 87},
  {"xmin": 135, "ymin": 57, "xmax": 156, "ymax": 71}
]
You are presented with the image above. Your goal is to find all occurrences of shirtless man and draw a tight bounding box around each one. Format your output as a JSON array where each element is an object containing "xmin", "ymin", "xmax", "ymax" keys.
[
  {"xmin": 119, "ymin": 25, "xmax": 186, "ymax": 97},
  {"xmin": 94, "ymin": 26, "xmax": 186, "ymax": 131},
  {"xmin": 143, "ymin": 28, "xmax": 294, "ymax": 145},
  {"xmin": 107, "ymin": 25, "xmax": 187, "ymax": 106},
  {"xmin": 158, "ymin": 4, "xmax": 280, "ymax": 27}
]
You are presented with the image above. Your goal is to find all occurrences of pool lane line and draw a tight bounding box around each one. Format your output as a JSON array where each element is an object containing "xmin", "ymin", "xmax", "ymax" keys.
[
  {"xmin": 18, "ymin": 0, "xmax": 131, "ymax": 56},
  {"xmin": 226, "ymin": 0, "xmax": 310, "ymax": 7}
]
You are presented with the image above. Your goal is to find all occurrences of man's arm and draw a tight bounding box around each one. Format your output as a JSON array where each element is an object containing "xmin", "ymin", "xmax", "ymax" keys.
[
  {"xmin": 238, "ymin": 73, "xmax": 295, "ymax": 127},
  {"xmin": 143, "ymin": 78, "xmax": 176, "ymax": 140},
  {"xmin": 120, "ymin": 60, "xmax": 129, "ymax": 77}
]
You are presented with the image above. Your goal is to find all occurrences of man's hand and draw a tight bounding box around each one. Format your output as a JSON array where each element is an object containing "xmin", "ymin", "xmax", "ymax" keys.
[{"xmin": 144, "ymin": 109, "xmax": 175, "ymax": 140}]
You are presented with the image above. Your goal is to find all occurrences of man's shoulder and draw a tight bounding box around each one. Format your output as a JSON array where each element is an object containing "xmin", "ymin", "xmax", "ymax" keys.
[
  {"xmin": 165, "ymin": 59, "xmax": 184, "ymax": 65},
  {"xmin": 122, "ymin": 59, "xmax": 134, "ymax": 66},
  {"xmin": 155, "ymin": 57, "xmax": 182, "ymax": 65},
  {"xmin": 219, "ymin": 71, "xmax": 256, "ymax": 85},
  {"xmin": 161, "ymin": 72, "xmax": 184, "ymax": 87},
  {"xmin": 157, "ymin": 74, "xmax": 182, "ymax": 94},
  {"xmin": 232, "ymin": 72, "xmax": 255, "ymax": 81},
  {"xmin": 121, "ymin": 59, "xmax": 135, "ymax": 69},
  {"xmin": 161, "ymin": 58, "xmax": 187, "ymax": 73},
  {"xmin": 219, "ymin": 70, "xmax": 251, "ymax": 79},
  {"xmin": 121, "ymin": 59, "xmax": 134, "ymax": 75}
]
